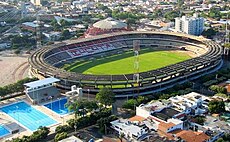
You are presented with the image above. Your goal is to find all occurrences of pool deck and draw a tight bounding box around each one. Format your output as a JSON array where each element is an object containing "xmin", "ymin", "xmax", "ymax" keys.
[{"xmin": 0, "ymin": 95, "xmax": 75, "ymax": 141}]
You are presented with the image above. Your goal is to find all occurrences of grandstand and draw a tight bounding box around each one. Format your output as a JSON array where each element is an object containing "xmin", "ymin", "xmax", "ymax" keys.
[{"xmin": 28, "ymin": 31, "xmax": 223, "ymax": 97}]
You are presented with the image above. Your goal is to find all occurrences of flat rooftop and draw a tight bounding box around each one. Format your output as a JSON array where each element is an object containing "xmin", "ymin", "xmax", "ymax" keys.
[
  {"xmin": 24, "ymin": 77, "xmax": 60, "ymax": 88},
  {"xmin": 111, "ymin": 119, "xmax": 145, "ymax": 136},
  {"xmin": 152, "ymin": 108, "xmax": 180, "ymax": 121},
  {"xmin": 138, "ymin": 100, "xmax": 169, "ymax": 112}
]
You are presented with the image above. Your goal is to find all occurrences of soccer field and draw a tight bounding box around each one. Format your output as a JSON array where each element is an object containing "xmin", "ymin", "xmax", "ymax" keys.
[{"xmin": 64, "ymin": 49, "xmax": 191, "ymax": 75}]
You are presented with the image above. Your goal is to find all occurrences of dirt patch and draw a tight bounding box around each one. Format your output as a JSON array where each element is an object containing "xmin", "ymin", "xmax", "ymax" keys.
[{"xmin": 0, "ymin": 56, "xmax": 29, "ymax": 87}]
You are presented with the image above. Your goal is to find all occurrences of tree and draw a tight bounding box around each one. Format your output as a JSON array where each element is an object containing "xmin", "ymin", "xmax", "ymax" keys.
[
  {"xmin": 60, "ymin": 19, "xmax": 74, "ymax": 27},
  {"xmin": 122, "ymin": 99, "xmax": 137, "ymax": 110},
  {"xmin": 216, "ymin": 138, "xmax": 224, "ymax": 142},
  {"xmin": 51, "ymin": 19, "xmax": 61, "ymax": 31},
  {"xmin": 126, "ymin": 18, "xmax": 136, "ymax": 25},
  {"xmin": 96, "ymin": 87, "xmax": 115, "ymax": 107},
  {"xmin": 208, "ymin": 7, "xmax": 221, "ymax": 20},
  {"xmin": 193, "ymin": 116, "xmax": 206, "ymax": 125},
  {"xmin": 223, "ymin": 133, "xmax": 230, "ymax": 141},
  {"xmin": 61, "ymin": 30, "xmax": 71, "ymax": 40},
  {"xmin": 67, "ymin": 99, "xmax": 98, "ymax": 118},
  {"xmin": 97, "ymin": 115, "xmax": 117, "ymax": 133},
  {"xmin": 208, "ymin": 100, "xmax": 225, "ymax": 114},
  {"xmin": 224, "ymin": 43, "xmax": 230, "ymax": 48},
  {"xmin": 54, "ymin": 132, "xmax": 67, "ymax": 142},
  {"xmin": 119, "ymin": 132, "xmax": 125, "ymax": 142},
  {"xmin": 201, "ymin": 28, "xmax": 217, "ymax": 39},
  {"xmin": 164, "ymin": 10, "xmax": 180, "ymax": 21},
  {"xmin": 209, "ymin": 85, "xmax": 226, "ymax": 94},
  {"xmin": 14, "ymin": 49, "xmax": 21, "ymax": 54}
]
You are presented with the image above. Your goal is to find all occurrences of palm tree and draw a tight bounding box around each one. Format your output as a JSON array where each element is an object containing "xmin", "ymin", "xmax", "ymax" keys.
[
  {"xmin": 67, "ymin": 99, "xmax": 99, "ymax": 118},
  {"xmin": 118, "ymin": 133, "xmax": 125, "ymax": 142}
]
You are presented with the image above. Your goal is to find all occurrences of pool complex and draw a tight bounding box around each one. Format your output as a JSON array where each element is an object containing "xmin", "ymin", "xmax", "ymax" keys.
[
  {"xmin": 0, "ymin": 101, "xmax": 57, "ymax": 131},
  {"xmin": 0, "ymin": 125, "xmax": 10, "ymax": 137},
  {"xmin": 44, "ymin": 98, "xmax": 71, "ymax": 115}
]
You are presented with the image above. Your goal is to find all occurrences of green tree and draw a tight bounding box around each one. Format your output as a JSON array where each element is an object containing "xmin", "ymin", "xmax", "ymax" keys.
[
  {"xmin": 193, "ymin": 116, "xmax": 206, "ymax": 125},
  {"xmin": 119, "ymin": 133, "xmax": 125, "ymax": 142},
  {"xmin": 208, "ymin": 100, "xmax": 225, "ymax": 113},
  {"xmin": 164, "ymin": 10, "xmax": 180, "ymax": 21},
  {"xmin": 54, "ymin": 132, "xmax": 68, "ymax": 142},
  {"xmin": 209, "ymin": 85, "xmax": 226, "ymax": 94},
  {"xmin": 122, "ymin": 99, "xmax": 137, "ymax": 110},
  {"xmin": 208, "ymin": 7, "xmax": 221, "ymax": 20},
  {"xmin": 216, "ymin": 138, "xmax": 224, "ymax": 142},
  {"xmin": 14, "ymin": 49, "xmax": 21, "ymax": 54},
  {"xmin": 224, "ymin": 43, "xmax": 230, "ymax": 48},
  {"xmin": 61, "ymin": 30, "xmax": 71, "ymax": 40},
  {"xmin": 126, "ymin": 18, "xmax": 136, "ymax": 25},
  {"xmin": 60, "ymin": 19, "xmax": 73, "ymax": 27},
  {"xmin": 223, "ymin": 133, "xmax": 230, "ymax": 141},
  {"xmin": 97, "ymin": 115, "xmax": 117, "ymax": 133},
  {"xmin": 96, "ymin": 87, "xmax": 115, "ymax": 107},
  {"xmin": 201, "ymin": 28, "xmax": 217, "ymax": 39},
  {"xmin": 82, "ymin": 16, "xmax": 91, "ymax": 22},
  {"xmin": 51, "ymin": 19, "xmax": 61, "ymax": 31},
  {"xmin": 67, "ymin": 99, "xmax": 98, "ymax": 118}
]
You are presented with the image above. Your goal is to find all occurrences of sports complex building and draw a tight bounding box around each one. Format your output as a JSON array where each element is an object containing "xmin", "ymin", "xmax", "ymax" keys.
[{"xmin": 28, "ymin": 31, "xmax": 223, "ymax": 97}]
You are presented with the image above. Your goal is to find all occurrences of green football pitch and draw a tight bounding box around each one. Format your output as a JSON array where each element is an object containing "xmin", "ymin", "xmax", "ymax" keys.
[{"xmin": 63, "ymin": 49, "xmax": 191, "ymax": 75}]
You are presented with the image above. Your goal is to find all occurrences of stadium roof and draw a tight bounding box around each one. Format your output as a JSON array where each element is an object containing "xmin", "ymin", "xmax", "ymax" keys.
[
  {"xmin": 24, "ymin": 77, "xmax": 60, "ymax": 88},
  {"xmin": 93, "ymin": 17, "xmax": 127, "ymax": 30}
]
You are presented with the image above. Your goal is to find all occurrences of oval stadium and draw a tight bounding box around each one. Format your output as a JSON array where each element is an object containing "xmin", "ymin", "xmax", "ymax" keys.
[{"xmin": 28, "ymin": 31, "xmax": 223, "ymax": 97}]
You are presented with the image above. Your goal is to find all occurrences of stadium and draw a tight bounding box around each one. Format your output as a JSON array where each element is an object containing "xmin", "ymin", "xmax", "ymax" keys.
[{"xmin": 28, "ymin": 31, "xmax": 223, "ymax": 97}]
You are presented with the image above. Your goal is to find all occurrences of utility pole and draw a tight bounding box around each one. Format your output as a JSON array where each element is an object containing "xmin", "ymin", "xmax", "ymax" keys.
[{"xmin": 36, "ymin": 6, "xmax": 42, "ymax": 48}]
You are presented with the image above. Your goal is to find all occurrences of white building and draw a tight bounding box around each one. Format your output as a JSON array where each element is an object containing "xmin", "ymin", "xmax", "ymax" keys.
[
  {"xmin": 169, "ymin": 92, "xmax": 208, "ymax": 116},
  {"xmin": 136, "ymin": 101, "xmax": 169, "ymax": 118},
  {"xmin": 30, "ymin": 0, "xmax": 41, "ymax": 6},
  {"xmin": 175, "ymin": 13, "xmax": 204, "ymax": 36},
  {"xmin": 43, "ymin": 31, "xmax": 61, "ymax": 41},
  {"xmin": 110, "ymin": 119, "xmax": 148, "ymax": 140}
]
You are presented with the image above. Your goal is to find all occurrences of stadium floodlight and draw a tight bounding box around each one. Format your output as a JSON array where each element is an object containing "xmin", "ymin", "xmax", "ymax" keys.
[{"xmin": 133, "ymin": 40, "xmax": 140, "ymax": 97}]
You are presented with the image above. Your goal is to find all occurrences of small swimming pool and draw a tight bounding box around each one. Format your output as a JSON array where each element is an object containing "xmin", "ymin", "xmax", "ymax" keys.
[
  {"xmin": 0, "ymin": 125, "xmax": 10, "ymax": 138},
  {"xmin": 44, "ymin": 98, "xmax": 71, "ymax": 115},
  {"xmin": 0, "ymin": 101, "xmax": 57, "ymax": 131}
]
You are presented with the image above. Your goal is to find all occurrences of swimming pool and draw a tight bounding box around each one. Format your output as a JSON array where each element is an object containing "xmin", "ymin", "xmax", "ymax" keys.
[
  {"xmin": 44, "ymin": 98, "xmax": 71, "ymax": 115},
  {"xmin": 0, "ymin": 101, "xmax": 57, "ymax": 131},
  {"xmin": 0, "ymin": 125, "xmax": 10, "ymax": 138}
]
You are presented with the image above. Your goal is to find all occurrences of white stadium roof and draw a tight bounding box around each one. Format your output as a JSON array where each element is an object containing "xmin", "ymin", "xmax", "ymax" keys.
[
  {"xmin": 24, "ymin": 77, "xmax": 60, "ymax": 88},
  {"xmin": 93, "ymin": 17, "xmax": 127, "ymax": 30}
]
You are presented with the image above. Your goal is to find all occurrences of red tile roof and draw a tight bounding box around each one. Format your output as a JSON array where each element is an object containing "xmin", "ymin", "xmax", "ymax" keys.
[
  {"xmin": 158, "ymin": 122, "xmax": 175, "ymax": 133},
  {"xmin": 173, "ymin": 130, "xmax": 210, "ymax": 142},
  {"xmin": 128, "ymin": 115, "xmax": 145, "ymax": 122}
]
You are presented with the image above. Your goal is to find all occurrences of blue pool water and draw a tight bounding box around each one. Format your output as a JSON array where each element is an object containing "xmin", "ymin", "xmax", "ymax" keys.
[
  {"xmin": 0, "ymin": 102, "xmax": 57, "ymax": 131},
  {"xmin": 0, "ymin": 125, "xmax": 10, "ymax": 137},
  {"xmin": 44, "ymin": 98, "xmax": 71, "ymax": 115}
]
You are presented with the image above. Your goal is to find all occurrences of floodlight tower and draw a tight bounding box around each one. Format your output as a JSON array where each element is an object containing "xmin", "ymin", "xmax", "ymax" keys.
[{"xmin": 133, "ymin": 40, "xmax": 140, "ymax": 97}]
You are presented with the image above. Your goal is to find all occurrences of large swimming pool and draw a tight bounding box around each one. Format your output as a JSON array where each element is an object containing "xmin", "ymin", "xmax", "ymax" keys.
[
  {"xmin": 0, "ymin": 125, "xmax": 10, "ymax": 138},
  {"xmin": 44, "ymin": 98, "xmax": 71, "ymax": 115},
  {"xmin": 0, "ymin": 101, "xmax": 57, "ymax": 131}
]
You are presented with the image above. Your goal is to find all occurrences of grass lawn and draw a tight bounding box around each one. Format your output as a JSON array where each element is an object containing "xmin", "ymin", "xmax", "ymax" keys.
[{"xmin": 64, "ymin": 49, "xmax": 191, "ymax": 75}]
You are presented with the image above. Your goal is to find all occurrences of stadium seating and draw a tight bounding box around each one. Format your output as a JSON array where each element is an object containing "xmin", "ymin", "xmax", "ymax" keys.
[{"xmin": 43, "ymin": 34, "xmax": 210, "ymax": 67}]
